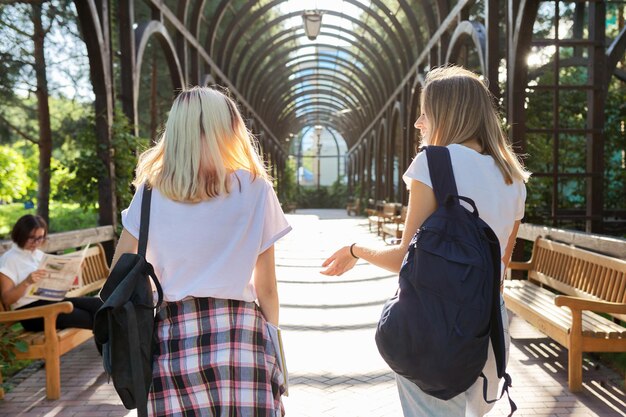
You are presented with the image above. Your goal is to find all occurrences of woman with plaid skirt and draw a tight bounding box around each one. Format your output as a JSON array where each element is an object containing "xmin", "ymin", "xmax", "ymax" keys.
[{"xmin": 111, "ymin": 87, "xmax": 291, "ymax": 416}]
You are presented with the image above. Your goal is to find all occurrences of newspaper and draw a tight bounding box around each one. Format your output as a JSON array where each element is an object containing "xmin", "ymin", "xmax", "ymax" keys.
[{"xmin": 26, "ymin": 245, "xmax": 90, "ymax": 302}]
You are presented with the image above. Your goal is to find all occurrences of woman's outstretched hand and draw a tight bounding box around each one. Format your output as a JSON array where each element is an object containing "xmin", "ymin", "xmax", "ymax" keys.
[{"xmin": 320, "ymin": 246, "xmax": 358, "ymax": 276}]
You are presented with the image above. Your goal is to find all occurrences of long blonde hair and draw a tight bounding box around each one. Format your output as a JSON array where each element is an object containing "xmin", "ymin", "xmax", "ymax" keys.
[
  {"xmin": 133, "ymin": 87, "xmax": 269, "ymax": 202},
  {"xmin": 421, "ymin": 66, "xmax": 530, "ymax": 184}
]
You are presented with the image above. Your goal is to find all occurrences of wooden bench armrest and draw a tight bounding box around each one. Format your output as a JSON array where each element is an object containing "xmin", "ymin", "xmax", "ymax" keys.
[
  {"xmin": 508, "ymin": 261, "xmax": 533, "ymax": 271},
  {"xmin": 554, "ymin": 295, "xmax": 626, "ymax": 315},
  {"xmin": 0, "ymin": 301, "xmax": 74, "ymax": 323}
]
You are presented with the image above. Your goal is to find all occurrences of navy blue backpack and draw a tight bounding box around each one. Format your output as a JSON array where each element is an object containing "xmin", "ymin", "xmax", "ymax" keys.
[{"xmin": 375, "ymin": 146, "xmax": 515, "ymax": 414}]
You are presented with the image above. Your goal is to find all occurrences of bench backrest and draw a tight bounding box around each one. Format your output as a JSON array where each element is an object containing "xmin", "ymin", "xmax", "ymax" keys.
[
  {"xmin": 79, "ymin": 244, "xmax": 110, "ymax": 287},
  {"xmin": 382, "ymin": 203, "xmax": 396, "ymax": 216},
  {"xmin": 529, "ymin": 237, "xmax": 626, "ymax": 321}
]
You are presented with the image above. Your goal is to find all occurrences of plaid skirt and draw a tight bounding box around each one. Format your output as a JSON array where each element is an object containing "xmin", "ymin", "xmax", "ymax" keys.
[{"xmin": 148, "ymin": 297, "xmax": 285, "ymax": 417}]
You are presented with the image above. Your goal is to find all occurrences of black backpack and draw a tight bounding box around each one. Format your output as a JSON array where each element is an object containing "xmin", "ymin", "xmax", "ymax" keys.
[
  {"xmin": 94, "ymin": 186, "xmax": 163, "ymax": 417},
  {"xmin": 375, "ymin": 146, "xmax": 515, "ymax": 414}
]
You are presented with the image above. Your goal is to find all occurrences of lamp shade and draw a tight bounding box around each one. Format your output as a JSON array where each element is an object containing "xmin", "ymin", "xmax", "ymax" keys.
[
  {"xmin": 302, "ymin": 10, "xmax": 323, "ymax": 41},
  {"xmin": 314, "ymin": 125, "xmax": 323, "ymax": 137}
]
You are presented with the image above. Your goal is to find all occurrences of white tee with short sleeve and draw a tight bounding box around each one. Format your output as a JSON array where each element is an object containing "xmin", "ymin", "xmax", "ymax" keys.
[
  {"xmin": 403, "ymin": 144, "xmax": 526, "ymax": 258},
  {"xmin": 121, "ymin": 170, "xmax": 292, "ymax": 303},
  {"xmin": 0, "ymin": 245, "xmax": 43, "ymax": 309}
]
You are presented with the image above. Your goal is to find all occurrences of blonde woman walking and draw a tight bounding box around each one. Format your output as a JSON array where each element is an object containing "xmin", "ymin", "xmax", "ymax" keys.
[
  {"xmin": 112, "ymin": 87, "xmax": 291, "ymax": 416},
  {"xmin": 322, "ymin": 66, "xmax": 529, "ymax": 416}
]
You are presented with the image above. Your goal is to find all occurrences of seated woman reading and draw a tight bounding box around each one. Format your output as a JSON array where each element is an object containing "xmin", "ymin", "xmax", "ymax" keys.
[{"xmin": 0, "ymin": 214, "xmax": 102, "ymax": 333}]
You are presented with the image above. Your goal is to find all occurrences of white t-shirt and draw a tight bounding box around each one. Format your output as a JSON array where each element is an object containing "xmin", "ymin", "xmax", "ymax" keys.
[
  {"xmin": 0, "ymin": 245, "xmax": 43, "ymax": 309},
  {"xmin": 403, "ymin": 144, "xmax": 527, "ymax": 258},
  {"xmin": 121, "ymin": 170, "xmax": 292, "ymax": 303}
]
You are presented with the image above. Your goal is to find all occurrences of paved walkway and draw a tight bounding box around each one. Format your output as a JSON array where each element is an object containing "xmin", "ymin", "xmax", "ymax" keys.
[{"xmin": 1, "ymin": 209, "xmax": 625, "ymax": 416}]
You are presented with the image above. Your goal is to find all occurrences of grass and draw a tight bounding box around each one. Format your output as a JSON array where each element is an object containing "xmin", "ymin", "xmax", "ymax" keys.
[{"xmin": 0, "ymin": 202, "xmax": 98, "ymax": 239}]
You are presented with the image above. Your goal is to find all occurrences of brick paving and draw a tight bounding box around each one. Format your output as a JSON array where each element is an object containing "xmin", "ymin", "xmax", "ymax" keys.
[{"xmin": 1, "ymin": 209, "xmax": 624, "ymax": 416}]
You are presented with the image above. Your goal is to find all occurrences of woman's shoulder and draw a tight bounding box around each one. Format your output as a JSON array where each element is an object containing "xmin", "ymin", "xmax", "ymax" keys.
[{"xmin": 232, "ymin": 170, "xmax": 272, "ymax": 191}]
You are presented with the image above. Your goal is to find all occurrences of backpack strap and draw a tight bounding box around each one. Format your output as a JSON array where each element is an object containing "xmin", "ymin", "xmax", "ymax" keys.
[
  {"xmin": 480, "ymin": 372, "xmax": 517, "ymax": 416},
  {"xmin": 124, "ymin": 302, "xmax": 149, "ymax": 417},
  {"xmin": 485, "ymin": 226, "xmax": 506, "ymax": 379},
  {"xmin": 424, "ymin": 146, "xmax": 458, "ymax": 206},
  {"xmin": 138, "ymin": 185, "xmax": 152, "ymax": 258}
]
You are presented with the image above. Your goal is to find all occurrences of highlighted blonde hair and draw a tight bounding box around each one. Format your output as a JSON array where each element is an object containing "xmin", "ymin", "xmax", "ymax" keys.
[
  {"xmin": 133, "ymin": 87, "xmax": 269, "ymax": 202},
  {"xmin": 421, "ymin": 66, "xmax": 530, "ymax": 184}
]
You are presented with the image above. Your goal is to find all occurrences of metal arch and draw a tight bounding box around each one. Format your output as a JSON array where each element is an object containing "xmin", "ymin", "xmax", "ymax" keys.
[
  {"xmin": 276, "ymin": 99, "xmax": 355, "ymax": 124},
  {"xmin": 606, "ymin": 25, "xmax": 626, "ymax": 91},
  {"xmin": 410, "ymin": 0, "xmax": 437, "ymax": 39},
  {"xmin": 347, "ymin": 0, "xmax": 474, "ymax": 154},
  {"xmin": 507, "ymin": 0, "xmax": 540, "ymax": 153},
  {"xmin": 234, "ymin": 31, "xmax": 388, "ymax": 107},
  {"xmin": 245, "ymin": 43, "xmax": 384, "ymax": 113},
  {"xmin": 138, "ymin": 0, "xmax": 287, "ymax": 158},
  {"xmin": 445, "ymin": 21, "xmax": 487, "ymax": 74},
  {"xmin": 187, "ymin": 0, "xmax": 207, "ymax": 83},
  {"xmin": 263, "ymin": 56, "xmax": 377, "ymax": 111},
  {"xmin": 134, "ymin": 20, "xmax": 185, "ymax": 113},
  {"xmin": 396, "ymin": 0, "xmax": 426, "ymax": 49},
  {"xmin": 249, "ymin": 53, "xmax": 380, "ymax": 117},
  {"xmin": 272, "ymin": 93, "xmax": 367, "ymax": 131},
  {"xmin": 212, "ymin": 0, "xmax": 413, "ymax": 75},
  {"xmin": 228, "ymin": 9, "xmax": 405, "ymax": 88},
  {"xmin": 289, "ymin": 113, "xmax": 354, "ymax": 140},
  {"xmin": 261, "ymin": 74, "xmax": 371, "ymax": 122},
  {"xmin": 243, "ymin": 43, "xmax": 387, "ymax": 112},
  {"xmin": 254, "ymin": 27, "xmax": 390, "ymax": 118},
  {"xmin": 174, "ymin": 1, "xmax": 190, "ymax": 80},
  {"xmin": 270, "ymin": 87, "xmax": 363, "ymax": 120},
  {"xmin": 280, "ymin": 110, "xmax": 358, "ymax": 137},
  {"xmin": 275, "ymin": 97, "xmax": 365, "ymax": 132},
  {"xmin": 375, "ymin": 117, "xmax": 389, "ymax": 199},
  {"xmin": 260, "ymin": 73, "xmax": 371, "ymax": 122},
  {"xmin": 268, "ymin": 67, "xmax": 372, "ymax": 105},
  {"xmin": 239, "ymin": 32, "xmax": 397, "ymax": 106},
  {"xmin": 389, "ymin": 100, "xmax": 405, "ymax": 202},
  {"xmin": 245, "ymin": 49, "xmax": 386, "ymax": 130},
  {"xmin": 205, "ymin": 0, "xmax": 232, "ymax": 57}
]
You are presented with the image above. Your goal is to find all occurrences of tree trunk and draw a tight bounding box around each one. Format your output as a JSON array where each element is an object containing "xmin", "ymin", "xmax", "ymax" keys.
[{"xmin": 32, "ymin": 1, "xmax": 52, "ymax": 225}]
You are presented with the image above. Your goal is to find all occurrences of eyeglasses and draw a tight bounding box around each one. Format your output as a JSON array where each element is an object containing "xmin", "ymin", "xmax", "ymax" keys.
[{"xmin": 27, "ymin": 236, "xmax": 47, "ymax": 243}]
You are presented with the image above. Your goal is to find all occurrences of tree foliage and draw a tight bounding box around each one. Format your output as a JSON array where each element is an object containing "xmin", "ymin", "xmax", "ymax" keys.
[
  {"xmin": 57, "ymin": 107, "xmax": 148, "ymax": 215},
  {"xmin": 0, "ymin": 145, "xmax": 32, "ymax": 202}
]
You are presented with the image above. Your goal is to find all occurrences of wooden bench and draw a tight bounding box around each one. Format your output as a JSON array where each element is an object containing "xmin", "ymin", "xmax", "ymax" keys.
[
  {"xmin": 381, "ymin": 206, "xmax": 407, "ymax": 244},
  {"xmin": 0, "ymin": 242, "xmax": 110, "ymax": 400},
  {"xmin": 346, "ymin": 198, "xmax": 360, "ymax": 216},
  {"xmin": 503, "ymin": 237, "xmax": 626, "ymax": 392},
  {"xmin": 368, "ymin": 203, "xmax": 397, "ymax": 235}
]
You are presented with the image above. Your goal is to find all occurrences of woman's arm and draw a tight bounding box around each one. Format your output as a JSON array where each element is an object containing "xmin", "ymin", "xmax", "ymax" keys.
[
  {"xmin": 502, "ymin": 220, "xmax": 521, "ymax": 273},
  {"xmin": 321, "ymin": 179, "xmax": 437, "ymax": 275},
  {"xmin": 110, "ymin": 229, "xmax": 139, "ymax": 269},
  {"xmin": 0, "ymin": 269, "xmax": 46, "ymax": 307},
  {"xmin": 254, "ymin": 245, "xmax": 279, "ymax": 326}
]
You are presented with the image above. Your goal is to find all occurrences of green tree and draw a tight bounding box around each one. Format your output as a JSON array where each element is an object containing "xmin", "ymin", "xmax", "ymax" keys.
[
  {"xmin": 0, "ymin": 145, "xmax": 31, "ymax": 202},
  {"xmin": 59, "ymin": 108, "xmax": 148, "ymax": 220}
]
